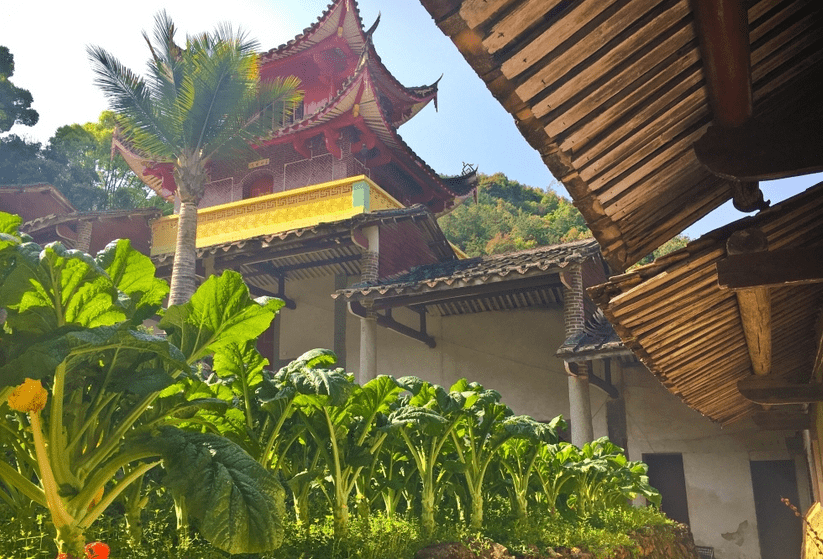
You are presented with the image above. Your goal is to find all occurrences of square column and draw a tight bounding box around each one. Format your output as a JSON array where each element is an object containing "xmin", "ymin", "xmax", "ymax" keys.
[
  {"xmin": 563, "ymin": 263, "xmax": 593, "ymax": 445},
  {"xmin": 358, "ymin": 225, "xmax": 379, "ymax": 384}
]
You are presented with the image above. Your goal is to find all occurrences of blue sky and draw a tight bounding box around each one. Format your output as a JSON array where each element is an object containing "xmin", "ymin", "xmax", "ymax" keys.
[{"xmin": 3, "ymin": 0, "xmax": 818, "ymax": 238}]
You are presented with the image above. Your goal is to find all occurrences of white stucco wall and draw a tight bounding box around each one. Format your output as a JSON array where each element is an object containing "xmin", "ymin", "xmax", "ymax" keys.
[
  {"xmin": 277, "ymin": 273, "xmax": 572, "ymax": 422},
  {"xmin": 622, "ymin": 362, "xmax": 810, "ymax": 559},
  {"xmin": 273, "ymin": 274, "xmax": 810, "ymax": 559}
]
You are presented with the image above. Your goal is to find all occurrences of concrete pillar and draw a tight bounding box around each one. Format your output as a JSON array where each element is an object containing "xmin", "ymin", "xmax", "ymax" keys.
[
  {"xmin": 568, "ymin": 361, "xmax": 594, "ymax": 447},
  {"xmin": 203, "ymin": 256, "xmax": 215, "ymax": 279},
  {"xmin": 359, "ymin": 315, "xmax": 377, "ymax": 384},
  {"xmin": 563, "ymin": 263, "xmax": 593, "ymax": 446},
  {"xmin": 359, "ymin": 226, "xmax": 379, "ymax": 384},
  {"xmin": 334, "ymin": 274, "xmax": 348, "ymax": 368}
]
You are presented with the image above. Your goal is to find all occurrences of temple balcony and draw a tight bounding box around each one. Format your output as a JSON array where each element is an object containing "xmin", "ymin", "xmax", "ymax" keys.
[{"xmin": 150, "ymin": 175, "xmax": 403, "ymax": 256}]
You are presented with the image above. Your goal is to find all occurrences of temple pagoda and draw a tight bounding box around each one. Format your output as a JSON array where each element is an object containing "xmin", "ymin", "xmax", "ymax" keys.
[
  {"xmin": 113, "ymin": 0, "xmax": 477, "ymax": 373},
  {"xmin": 114, "ymin": 0, "xmax": 476, "ymax": 255}
]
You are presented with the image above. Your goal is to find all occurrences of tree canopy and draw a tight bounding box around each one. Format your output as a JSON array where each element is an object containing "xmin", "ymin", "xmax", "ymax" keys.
[
  {"xmin": 0, "ymin": 112, "xmax": 171, "ymax": 213},
  {"xmin": 0, "ymin": 46, "xmax": 38, "ymax": 133},
  {"xmin": 439, "ymin": 173, "xmax": 592, "ymax": 256}
]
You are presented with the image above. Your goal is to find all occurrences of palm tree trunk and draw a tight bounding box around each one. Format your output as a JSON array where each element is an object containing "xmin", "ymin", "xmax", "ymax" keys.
[{"xmin": 168, "ymin": 199, "xmax": 199, "ymax": 306}]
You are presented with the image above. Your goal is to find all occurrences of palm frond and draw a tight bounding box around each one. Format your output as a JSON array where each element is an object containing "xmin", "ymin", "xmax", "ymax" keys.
[
  {"xmin": 86, "ymin": 45, "xmax": 175, "ymax": 159},
  {"xmin": 204, "ymin": 76, "xmax": 303, "ymax": 162},
  {"xmin": 91, "ymin": 11, "xmax": 303, "ymax": 176},
  {"xmin": 143, "ymin": 10, "xmax": 186, "ymax": 143}
]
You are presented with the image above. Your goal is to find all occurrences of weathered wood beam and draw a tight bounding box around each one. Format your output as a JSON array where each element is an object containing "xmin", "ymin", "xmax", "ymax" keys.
[
  {"xmin": 349, "ymin": 301, "xmax": 436, "ymax": 348},
  {"xmin": 694, "ymin": 117, "xmax": 823, "ymax": 182},
  {"xmin": 587, "ymin": 370, "xmax": 619, "ymax": 400},
  {"xmin": 752, "ymin": 410, "xmax": 811, "ymax": 431},
  {"xmin": 727, "ymin": 229, "xmax": 771, "ymax": 376},
  {"xmin": 690, "ymin": 0, "xmax": 769, "ymax": 212},
  {"xmin": 246, "ymin": 282, "xmax": 296, "ymax": 310},
  {"xmin": 717, "ymin": 247, "xmax": 823, "ymax": 290},
  {"xmin": 565, "ymin": 361, "xmax": 619, "ymax": 399},
  {"xmin": 690, "ymin": 0, "xmax": 752, "ymax": 128},
  {"xmin": 739, "ymin": 375, "xmax": 823, "ymax": 405}
]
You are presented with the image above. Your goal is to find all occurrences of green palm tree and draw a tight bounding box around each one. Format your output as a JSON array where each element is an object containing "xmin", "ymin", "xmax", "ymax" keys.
[{"xmin": 88, "ymin": 11, "xmax": 301, "ymax": 305}]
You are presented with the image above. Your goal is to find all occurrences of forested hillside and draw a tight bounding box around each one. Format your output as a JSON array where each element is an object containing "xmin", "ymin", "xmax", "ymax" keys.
[
  {"xmin": 439, "ymin": 172, "xmax": 688, "ymax": 262},
  {"xmin": 438, "ymin": 172, "xmax": 591, "ymax": 256}
]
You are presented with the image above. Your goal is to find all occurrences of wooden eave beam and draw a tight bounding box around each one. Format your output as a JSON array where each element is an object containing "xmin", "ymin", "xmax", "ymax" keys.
[
  {"xmin": 690, "ymin": 0, "xmax": 752, "ymax": 128},
  {"xmin": 349, "ymin": 300, "xmax": 436, "ymax": 348},
  {"xmin": 694, "ymin": 116, "xmax": 823, "ymax": 182},
  {"xmin": 564, "ymin": 361, "xmax": 619, "ymax": 399},
  {"xmin": 717, "ymin": 247, "xmax": 823, "ymax": 290},
  {"xmin": 739, "ymin": 375, "xmax": 823, "ymax": 405},
  {"xmin": 246, "ymin": 283, "xmax": 295, "ymax": 309},
  {"xmin": 752, "ymin": 410, "xmax": 811, "ymax": 431},
  {"xmin": 690, "ymin": 0, "xmax": 768, "ymax": 212},
  {"xmin": 727, "ymin": 229, "xmax": 771, "ymax": 376},
  {"xmin": 588, "ymin": 371, "xmax": 619, "ymax": 400}
]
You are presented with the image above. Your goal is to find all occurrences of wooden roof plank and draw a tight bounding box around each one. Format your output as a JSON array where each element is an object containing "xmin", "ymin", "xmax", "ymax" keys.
[
  {"xmin": 491, "ymin": 0, "xmax": 610, "ymax": 64},
  {"xmin": 484, "ymin": 0, "xmax": 566, "ymax": 54},
  {"xmin": 504, "ymin": 0, "xmax": 665, "ymax": 84},
  {"xmin": 515, "ymin": 0, "xmax": 690, "ymax": 106},
  {"xmin": 549, "ymin": 30, "xmax": 699, "ymax": 148},
  {"xmin": 460, "ymin": 0, "xmax": 521, "ymax": 30},
  {"xmin": 577, "ymin": 82, "xmax": 706, "ymax": 182},
  {"xmin": 591, "ymin": 124, "xmax": 707, "ymax": 200}
]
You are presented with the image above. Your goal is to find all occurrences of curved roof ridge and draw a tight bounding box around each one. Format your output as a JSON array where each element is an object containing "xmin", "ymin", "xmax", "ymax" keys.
[
  {"xmin": 260, "ymin": 0, "xmax": 366, "ymax": 63},
  {"xmin": 358, "ymin": 38, "xmax": 440, "ymax": 127}
]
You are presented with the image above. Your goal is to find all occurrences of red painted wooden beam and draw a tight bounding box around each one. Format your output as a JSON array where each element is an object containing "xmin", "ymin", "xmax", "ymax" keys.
[{"xmin": 690, "ymin": 0, "xmax": 752, "ymax": 127}]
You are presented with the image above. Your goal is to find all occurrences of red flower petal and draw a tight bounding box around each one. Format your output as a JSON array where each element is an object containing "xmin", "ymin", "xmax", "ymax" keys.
[{"xmin": 84, "ymin": 542, "xmax": 110, "ymax": 559}]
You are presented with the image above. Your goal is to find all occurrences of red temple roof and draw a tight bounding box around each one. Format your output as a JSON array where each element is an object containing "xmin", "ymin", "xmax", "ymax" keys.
[
  {"xmin": 115, "ymin": 0, "xmax": 476, "ymax": 212},
  {"xmin": 259, "ymin": 46, "xmax": 474, "ymax": 211}
]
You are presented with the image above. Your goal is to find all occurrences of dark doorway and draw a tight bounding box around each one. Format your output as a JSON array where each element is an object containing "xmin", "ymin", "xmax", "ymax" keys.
[
  {"xmin": 750, "ymin": 460, "xmax": 802, "ymax": 559},
  {"xmin": 642, "ymin": 453, "xmax": 691, "ymax": 525}
]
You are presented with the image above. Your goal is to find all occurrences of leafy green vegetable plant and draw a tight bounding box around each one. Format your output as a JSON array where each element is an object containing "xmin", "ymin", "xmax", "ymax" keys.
[{"xmin": 0, "ymin": 212, "xmax": 285, "ymax": 557}]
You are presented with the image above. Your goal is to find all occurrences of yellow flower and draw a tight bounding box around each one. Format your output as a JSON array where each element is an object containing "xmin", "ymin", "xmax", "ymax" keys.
[{"xmin": 8, "ymin": 378, "xmax": 48, "ymax": 413}]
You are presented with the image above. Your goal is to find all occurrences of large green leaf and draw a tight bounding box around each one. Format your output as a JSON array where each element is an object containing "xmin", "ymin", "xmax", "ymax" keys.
[
  {"xmin": 0, "ymin": 325, "xmax": 186, "ymax": 389},
  {"xmin": 290, "ymin": 366, "xmax": 354, "ymax": 408},
  {"xmin": 389, "ymin": 405, "xmax": 449, "ymax": 434},
  {"xmin": 213, "ymin": 340, "xmax": 267, "ymax": 392},
  {"xmin": 0, "ymin": 212, "xmax": 22, "ymax": 235},
  {"xmin": 96, "ymin": 239, "xmax": 169, "ymax": 322},
  {"xmin": 0, "ymin": 242, "xmax": 124, "ymax": 334},
  {"xmin": 0, "ymin": 212, "xmax": 22, "ymax": 253},
  {"xmin": 143, "ymin": 426, "xmax": 285, "ymax": 554},
  {"xmin": 349, "ymin": 375, "xmax": 402, "ymax": 419},
  {"xmin": 159, "ymin": 271, "xmax": 282, "ymax": 362}
]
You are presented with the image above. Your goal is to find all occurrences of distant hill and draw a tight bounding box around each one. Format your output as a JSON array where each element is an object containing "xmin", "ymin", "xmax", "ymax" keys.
[
  {"xmin": 438, "ymin": 172, "xmax": 591, "ymax": 257},
  {"xmin": 439, "ymin": 172, "xmax": 688, "ymax": 263}
]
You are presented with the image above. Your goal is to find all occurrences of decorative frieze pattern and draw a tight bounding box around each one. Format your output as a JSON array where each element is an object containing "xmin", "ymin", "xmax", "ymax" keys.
[{"xmin": 151, "ymin": 175, "xmax": 403, "ymax": 255}]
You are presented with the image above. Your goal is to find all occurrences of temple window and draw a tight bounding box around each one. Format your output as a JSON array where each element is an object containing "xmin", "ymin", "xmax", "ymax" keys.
[{"xmin": 246, "ymin": 174, "xmax": 275, "ymax": 199}]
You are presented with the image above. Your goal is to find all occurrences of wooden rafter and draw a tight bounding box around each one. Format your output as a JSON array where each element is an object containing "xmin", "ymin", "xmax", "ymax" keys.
[
  {"xmin": 717, "ymin": 247, "xmax": 823, "ymax": 290},
  {"xmin": 726, "ymin": 228, "xmax": 771, "ymax": 377}
]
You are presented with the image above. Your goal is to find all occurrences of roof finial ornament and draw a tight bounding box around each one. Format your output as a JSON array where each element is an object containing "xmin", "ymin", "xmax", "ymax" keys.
[{"xmin": 365, "ymin": 12, "xmax": 381, "ymax": 39}]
